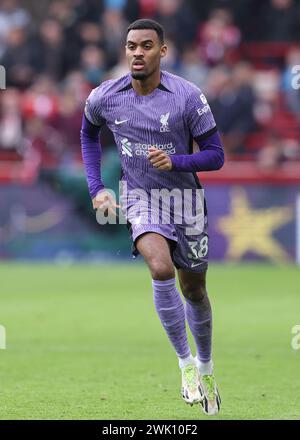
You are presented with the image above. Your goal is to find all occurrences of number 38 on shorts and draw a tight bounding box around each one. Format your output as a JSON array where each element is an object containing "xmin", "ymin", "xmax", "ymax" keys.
[{"xmin": 187, "ymin": 235, "xmax": 209, "ymax": 261}]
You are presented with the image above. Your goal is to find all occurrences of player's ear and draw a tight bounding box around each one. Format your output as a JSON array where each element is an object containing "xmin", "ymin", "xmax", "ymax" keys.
[{"xmin": 160, "ymin": 44, "xmax": 167, "ymax": 58}]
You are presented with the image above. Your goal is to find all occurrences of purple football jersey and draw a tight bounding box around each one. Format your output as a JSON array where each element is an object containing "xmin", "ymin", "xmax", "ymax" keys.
[
  {"xmin": 83, "ymin": 70, "xmax": 219, "ymax": 271},
  {"xmin": 85, "ymin": 71, "xmax": 216, "ymax": 186},
  {"xmin": 85, "ymin": 71, "xmax": 216, "ymax": 220}
]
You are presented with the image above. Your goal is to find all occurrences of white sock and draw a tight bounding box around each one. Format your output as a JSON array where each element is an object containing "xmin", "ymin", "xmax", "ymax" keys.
[
  {"xmin": 178, "ymin": 354, "xmax": 195, "ymax": 369},
  {"xmin": 196, "ymin": 357, "xmax": 213, "ymax": 375}
]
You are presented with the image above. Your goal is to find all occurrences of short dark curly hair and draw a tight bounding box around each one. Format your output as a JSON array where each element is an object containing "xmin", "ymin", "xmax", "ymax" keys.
[{"xmin": 127, "ymin": 19, "xmax": 165, "ymax": 45}]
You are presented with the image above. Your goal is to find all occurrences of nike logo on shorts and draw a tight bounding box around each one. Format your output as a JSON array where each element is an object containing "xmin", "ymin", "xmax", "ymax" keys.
[
  {"xmin": 115, "ymin": 119, "xmax": 129, "ymax": 125},
  {"xmin": 191, "ymin": 262, "xmax": 203, "ymax": 268}
]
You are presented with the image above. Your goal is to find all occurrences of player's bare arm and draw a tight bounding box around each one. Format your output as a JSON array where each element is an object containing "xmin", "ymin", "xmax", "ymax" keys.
[{"xmin": 92, "ymin": 190, "xmax": 120, "ymax": 215}]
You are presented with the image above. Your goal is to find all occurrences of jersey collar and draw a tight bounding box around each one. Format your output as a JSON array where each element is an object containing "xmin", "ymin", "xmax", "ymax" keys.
[{"xmin": 117, "ymin": 72, "xmax": 173, "ymax": 93}]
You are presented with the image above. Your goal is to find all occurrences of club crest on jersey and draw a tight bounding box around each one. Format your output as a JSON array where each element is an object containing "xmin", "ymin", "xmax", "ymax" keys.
[
  {"xmin": 159, "ymin": 112, "xmax": 170, "ymax": 132},
  {"xmin": 121, "ymin": 138, "xmax": 133, "ymax": 157}
]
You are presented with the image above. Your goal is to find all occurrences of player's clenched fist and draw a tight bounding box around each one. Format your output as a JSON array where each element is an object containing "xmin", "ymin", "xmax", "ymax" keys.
[
  {"xmin": 147, "ymin": 147, "xmax": 172, "ymax": 171},
  {"xmin": 92, "ymin": 190, "xmax": 120, "ymax": 216}
]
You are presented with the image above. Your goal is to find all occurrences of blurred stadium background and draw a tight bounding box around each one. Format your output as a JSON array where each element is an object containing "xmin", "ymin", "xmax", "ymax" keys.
[
  {"xmin": 0, "ymin": 0, "xmax": 300, "ymax": 420},
  {"xmin": 1, "ymin": 0, "xmax": 300, "ymax": 262}
]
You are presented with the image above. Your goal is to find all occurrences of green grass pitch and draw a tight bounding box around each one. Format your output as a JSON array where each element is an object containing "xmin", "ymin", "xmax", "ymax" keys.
[{"xmin": 0, "ymin": 262, "xmax": 299, "ymax": 420}]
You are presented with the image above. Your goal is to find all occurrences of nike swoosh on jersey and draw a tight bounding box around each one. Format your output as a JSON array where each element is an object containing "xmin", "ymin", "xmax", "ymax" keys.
[{"xmin": 115, "ymin": 119, "xmax": 129, "ymax": 125}]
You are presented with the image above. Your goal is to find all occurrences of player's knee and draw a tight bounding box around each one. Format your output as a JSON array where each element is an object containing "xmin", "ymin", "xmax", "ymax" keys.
[
  {"xmin": 181, "ymin": 283, "xmax": 207, "ymax": 302},
  {"xmin": 149, "ymin": 260, "xmax": 175, "ymax": 281}
]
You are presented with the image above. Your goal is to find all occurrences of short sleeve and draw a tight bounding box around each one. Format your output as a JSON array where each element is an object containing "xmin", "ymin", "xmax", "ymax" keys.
[
  {"xmin": 185, "ymin": 87, "xmax": 217, "ymax": 139},
  {"xmin": 84, "ymin": 87, "xmax": 106, "ymax": 127}
]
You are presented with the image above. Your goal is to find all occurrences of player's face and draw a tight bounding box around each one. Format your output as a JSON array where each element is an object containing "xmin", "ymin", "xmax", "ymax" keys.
[{"xmin": 126, "ymin": 29, "xmax": 167, "ymax": 80}]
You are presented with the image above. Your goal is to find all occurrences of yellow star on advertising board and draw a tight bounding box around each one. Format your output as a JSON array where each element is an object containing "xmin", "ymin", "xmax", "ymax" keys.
[{"xmin": 217, "ymin": 187, "xmax": 293, "ymax": 263}]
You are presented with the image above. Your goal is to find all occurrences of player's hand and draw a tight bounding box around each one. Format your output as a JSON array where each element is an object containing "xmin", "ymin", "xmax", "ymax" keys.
[
  {"xmin": 92, "ymin": 190, "xmax": 120, "ymax": 217},
  {"xmin": 147, "ymin": 147, "xmax": 172, "ymax": 171}
]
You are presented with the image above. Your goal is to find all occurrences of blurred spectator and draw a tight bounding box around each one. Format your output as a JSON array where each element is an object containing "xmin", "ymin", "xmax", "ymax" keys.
[
  {"xmin": 106, "ymin": 51, "xmax": 129, "ymax": 79},
  {"xmin": 22, "ymin": 75, "xmax": 59, "ymax": 122},
  {"xmin": 48, "ymin": 0, "xmax": 79, "ymax": 27},
  {"xmin": 80, "ymin": 45, "xmax": 106, "ymax": 86},
  {"xmin": 52, "ymin": 89, "xmax": 83, "ymax": 158},
  {"xmin": 256, "ymin": 0, "xmax": 300, "ymax": 42},
  {"xmin": 193, "ymin": 0, "xmax": 264, "ymax": 42},
  {"xmin": 0, "ymin": 0, "xmax": 30, "ymax": 58},
  {"xmin": 155, "ymin": 0, "xmax": 197, "ymax": 49},
  {"xmin": 0, "ymin": 27, "xmax": 35, "ymax": 88},
  {"xmin": 24, "ymin": 116, "xmax": 64, "ymax": 166},
  {"xmin": 136, "ymin": 0, "xmax": 158, "ymax": 18},
  {"xmin": 50, "ymin": 71, "xmax": 90, "ymax": 161},
  {"xmin": 179, "ymin": 45, "xmax": 209, "ymax": 89},
  {"xmin": 69, "ymin": 0, "xmax": 104, "ymax": 24},
  {"xmin": 257, "ymin": 134, "xmax": 284, "ymax": 170},
  {"xmin": 62, "ymin": 22, "xmax": 105, "ymax": 76},
  {"xmin": 197, "ymin": 8, "xmax": 241, "ymax": 66},
  {"xmin": 79, "ymin": 22, "xmax": 104, "ymax": 49},
  {"xmin": 207, "ymin": 62, "xmax": 256, "ymax": 154},
  {"xmin": 101, "ymin": 9, "xmax": 128, "ymax": 67},
  {"xmin": 257, "ymin": 134, "xmax": 300, "ymax": 170},
  {"xmin": 61, "ymin": 70, "xmax": 91, "ymax": 105},
  {"xmin": 160, "ymin": 39, "xmax": 180, "ymax": 74},
  {"xmin": 253, "ymin": 70, "xmax": 281, "ymax": 127},
  {"xmin": 32, "ymin": 19, "xmax": 65, "ymax": 81}
]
